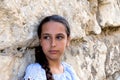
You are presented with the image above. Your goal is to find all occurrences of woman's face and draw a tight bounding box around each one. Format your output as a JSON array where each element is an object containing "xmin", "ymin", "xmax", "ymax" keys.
[{"xmin": 40, "ymin": 21, "xmax": 70, "ymax": 61}]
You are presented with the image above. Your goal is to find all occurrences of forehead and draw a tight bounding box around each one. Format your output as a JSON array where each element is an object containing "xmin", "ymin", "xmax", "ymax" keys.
[{"xmin": 41, "ymin": 21, "xmax": 66, "ymax": 34}]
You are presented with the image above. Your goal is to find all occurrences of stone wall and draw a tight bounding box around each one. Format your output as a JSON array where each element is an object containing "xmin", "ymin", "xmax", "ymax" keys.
[{"xmin": 0, "ymin": 0, "xmax": 120, "ymax": 80}]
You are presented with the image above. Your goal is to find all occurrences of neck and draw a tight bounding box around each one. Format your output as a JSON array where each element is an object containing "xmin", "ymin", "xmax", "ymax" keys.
[
  {"xmin": 48, "ymin": 59, "xmax": 61, "ymax": 68},
  {"xmin": 48, "ymin": 59, "xmax": 64, "ymax": 74}
]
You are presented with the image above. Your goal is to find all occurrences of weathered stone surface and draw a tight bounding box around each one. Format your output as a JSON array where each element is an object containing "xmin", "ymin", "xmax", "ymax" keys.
[
  {"xmin": 0, "ymin": 47, "xmax": 35, "ymax": 80},
  {"xmin": 98, "ymin": 0, "xmax": 120, "ymax": 27},
  {"xmin": 0, "ymin": 0, "xmax": 120, "ymax": 80}
]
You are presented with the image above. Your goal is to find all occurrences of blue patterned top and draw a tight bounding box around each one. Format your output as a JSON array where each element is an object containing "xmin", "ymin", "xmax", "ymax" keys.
[{"xmin": 24, "ymin": 62, "xmax": 79, "ymax": 80}]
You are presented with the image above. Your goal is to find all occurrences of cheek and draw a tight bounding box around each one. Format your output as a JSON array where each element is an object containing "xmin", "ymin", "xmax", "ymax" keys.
[
  {"xmin": 41, "ymin": 44, "xmax": 49, "ymax": 54},
  {"xmin": 40, "ymin": 41, "xmax": 50, "ymax": 50},
  {"xmin": 59, "ymin": 40, "xmax": 68, "ymax": 48}
]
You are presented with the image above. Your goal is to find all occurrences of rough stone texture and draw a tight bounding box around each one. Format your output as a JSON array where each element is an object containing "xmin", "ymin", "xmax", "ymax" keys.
[
  {"xmin": 0, "ymin": 0, "xmax": 120, "ymax": 80},
  {"xmin": 98, "ymin": 0, "xmax": 120, "ymax": 27}
]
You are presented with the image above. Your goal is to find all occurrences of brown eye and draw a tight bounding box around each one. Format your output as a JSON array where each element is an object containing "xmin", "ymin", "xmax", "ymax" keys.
[
  {"xmin": 56, "ymin": 36, "xmax": 64, "ymax": 40},
  {"xmin": 43, "ymin": 36, "xmax": 50, "ymax": 40}
]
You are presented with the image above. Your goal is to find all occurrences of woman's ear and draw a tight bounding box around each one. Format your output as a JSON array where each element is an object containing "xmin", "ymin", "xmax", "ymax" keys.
[{"xmin": 66, "ymin": 37, "xmax": 71, "ymax": 47}]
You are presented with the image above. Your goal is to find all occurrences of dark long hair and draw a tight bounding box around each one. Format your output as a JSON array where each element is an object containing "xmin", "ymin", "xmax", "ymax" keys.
[{"xmin": 35, "ymin": 15, "xmax": 70, "ymax": 80}]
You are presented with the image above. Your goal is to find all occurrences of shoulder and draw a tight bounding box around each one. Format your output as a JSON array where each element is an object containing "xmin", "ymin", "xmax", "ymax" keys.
[
  {"xmin": 25, "ymin": 63, "xmax": 42, "ymax": 72},
  {"xmin": 62, "ymin": 62, "xmax": 79, "ymax": 80},
  {"xmin": 24, "ymin": 63, "xmax": 46, "ymax": 80},
  {"xmin": 25, "ymin": 63, "xmax": 45, "ymax": 74},
  {"xmin": 62, "ymin": 62, "xmax": 73, "ymax": 71},
  {"xmin": 26, "ymin": 63, "xmax": 42, "ymax": 69},
  {"xmin": 62, "ymin": 62, "xmax": 75, "ymax": 75}
]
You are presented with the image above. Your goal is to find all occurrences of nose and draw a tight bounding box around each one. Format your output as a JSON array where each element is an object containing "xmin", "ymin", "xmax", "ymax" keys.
[{"xmin": 51, "ymin": 38, "xmax": 56, "ymax": 47}]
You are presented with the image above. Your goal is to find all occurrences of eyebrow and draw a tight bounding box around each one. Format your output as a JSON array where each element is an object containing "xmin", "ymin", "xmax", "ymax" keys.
[{"xmin": 41, "ymin": 33, "xmax": 65, "ymax": 36}]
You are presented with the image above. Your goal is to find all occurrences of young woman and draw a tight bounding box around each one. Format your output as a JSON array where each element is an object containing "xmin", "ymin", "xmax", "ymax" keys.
[{"xmin": 24, "ymin": 15, "xmax": 79, "ymax": 80}]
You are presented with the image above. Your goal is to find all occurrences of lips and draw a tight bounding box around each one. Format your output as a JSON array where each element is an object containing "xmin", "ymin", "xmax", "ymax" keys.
[{"xmin": 49, "ymin": 50, "xmax": 59, "ymax": 54}]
